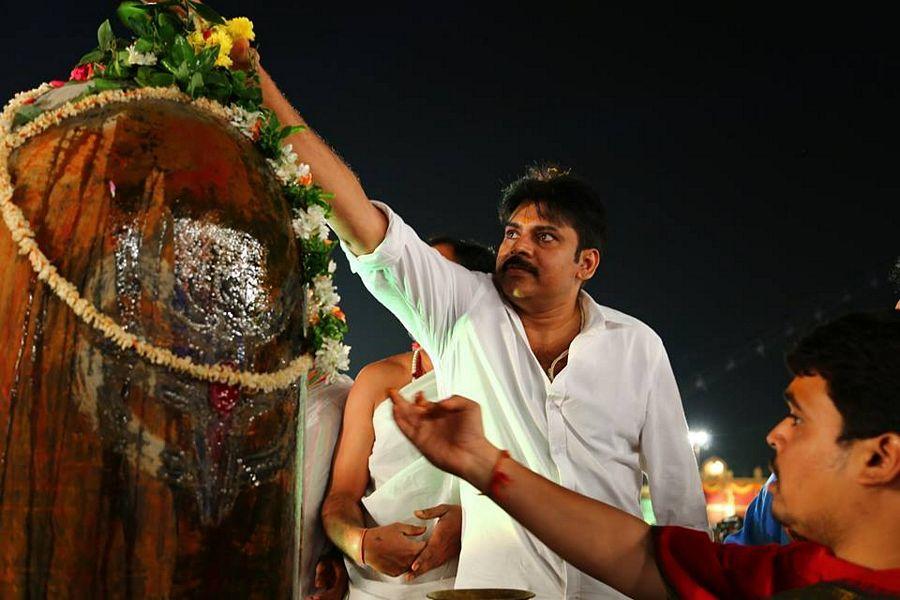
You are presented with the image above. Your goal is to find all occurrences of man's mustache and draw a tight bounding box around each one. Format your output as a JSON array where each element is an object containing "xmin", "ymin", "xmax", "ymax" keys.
[{"xmin": 500, "ymin": 255, "xmax": 539, "ymax": 275}]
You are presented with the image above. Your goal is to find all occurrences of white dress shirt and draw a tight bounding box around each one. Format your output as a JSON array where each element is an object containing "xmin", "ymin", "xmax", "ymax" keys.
[{"xmin": 342, "ymin": 203, "xmax": 708, "ymax": 599}]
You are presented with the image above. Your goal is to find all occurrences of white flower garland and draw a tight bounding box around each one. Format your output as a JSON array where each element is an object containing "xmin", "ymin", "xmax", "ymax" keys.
[
  {"xmin": 291, "ymin": 203, "xmax": 330, "ymax": 242},
  {"xmin": 0, "ymin": 85, "xmax": 349, "ymax": 390},
  {"xmin": 125, "ymin": 44, "xmax": 158, "ymax": 67}
]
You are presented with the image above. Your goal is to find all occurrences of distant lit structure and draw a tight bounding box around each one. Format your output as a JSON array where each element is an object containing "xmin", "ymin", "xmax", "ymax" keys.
[
  {"xmin": 703, "ymin": 457, "xmax": 726, "ymax": 478},
  {"xmin": 699, "ymin": 457, "xmax": 767, "ymax": 525},
  {"xmin": 640, "ymin": 432, "xmax": 768, "ymax": 527}
]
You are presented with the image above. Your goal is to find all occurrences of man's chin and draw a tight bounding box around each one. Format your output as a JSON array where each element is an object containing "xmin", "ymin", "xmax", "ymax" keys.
[
  {"xmin": 769, "ymin": 491, "xmax": 791, "ymax": 529},
  {"xmin": 497, "ymin": 276, "xmax": 533, "ymax": 300}
]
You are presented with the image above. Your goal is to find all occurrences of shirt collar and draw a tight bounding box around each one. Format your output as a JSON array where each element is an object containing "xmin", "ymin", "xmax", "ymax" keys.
[{"xmin": 579, "ymin": 290, "xmax": 608, "ymax": 332}]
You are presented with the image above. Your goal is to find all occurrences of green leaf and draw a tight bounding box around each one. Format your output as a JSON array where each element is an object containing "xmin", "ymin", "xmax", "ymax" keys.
[
  {"xmin": 89, "ymin": 78, "xmax": 124, "ymax": 92},
  {"xmin": 98, "ymin": 20, "xmax": 116, "ymax": 52},
  {"xmin": 156, "ymin": 12, "xmax": 178, "ymax": 45},
  {"xmin": 134, "ymin": 66, "xmax": 153, "ymax": 86},
  {"xmin": 197, "ymin": 45, "xmax": 219, "ymax": 71},
  {"xmin": 188, "ymin": 1, "xmax": 226, "ymax": 25},
  {"xmin": 187, "ymin": 71, "xmax": 204, "ymax": 96},
  {"xmin": 134, "ymin": 37, "xmax": 154, "ymax": 53},
  {"xmin": 12, "ymin": 105, "xmax": 44, "ymax": 128},
  {"xmin": 150, "ymin": 71, "xmax": 176, "ymax": 87},
  {"xmin": 105, "ymin": 56, "xmax": 131, "ymax": 79},
  {"xmin": 147, "ymin": 71, "xmax": 175, "ymax": 88},
  {"xmin": 169, "ymin": 35, "xmax": 195, "ymax": 64},
  {"xmin": 77, "ymin": 49, "xmax": 106, "ymax": 67},
  {"xmin": 280, "ymin": 125, "xmax": 305, "ymax": 141},
  {"xmin": 117, "ymin": 1, "xmax": 152, "ymax": 36},
  {"xmin": 203, "ymin": 69, "xmax": 228, "ymax": 87},
  {"xmin": 134, "ymin": 66, "xmax": 173, "ymax": 87}
]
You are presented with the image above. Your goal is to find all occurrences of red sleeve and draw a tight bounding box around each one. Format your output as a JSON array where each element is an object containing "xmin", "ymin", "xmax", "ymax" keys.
[{"xmin": 651, "ymin": 526, "xmax": 831, "ymax": 599}]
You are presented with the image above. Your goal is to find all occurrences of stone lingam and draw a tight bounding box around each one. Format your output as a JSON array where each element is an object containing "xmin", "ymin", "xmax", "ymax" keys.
[{"xmin": 0, "ymin": 91, "xmax": 313, "ymax": 598}]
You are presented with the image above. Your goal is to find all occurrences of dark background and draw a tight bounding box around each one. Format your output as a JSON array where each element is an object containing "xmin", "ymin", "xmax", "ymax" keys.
[{"xmin": 3, "ymin": 3, "xmax": 897, "ymax": 474}]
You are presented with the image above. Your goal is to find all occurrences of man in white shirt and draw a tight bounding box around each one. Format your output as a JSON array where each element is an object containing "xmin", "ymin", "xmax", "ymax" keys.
[{"xmin": 254, "ymin": 60, "xmax": 707, "ymax": 599}]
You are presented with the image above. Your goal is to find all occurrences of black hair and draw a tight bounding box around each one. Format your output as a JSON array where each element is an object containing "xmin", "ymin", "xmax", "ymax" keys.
[
  {"xmin": 786, "ymin": 310, "xmax": 900, "ymax": 441},
  {"xmin": 498, "ymin": 164, "xmax": 607, "ymax": 258},
  {"xmin": 426, "ymin": 235, "xmax": 496, "ymax": 273}
]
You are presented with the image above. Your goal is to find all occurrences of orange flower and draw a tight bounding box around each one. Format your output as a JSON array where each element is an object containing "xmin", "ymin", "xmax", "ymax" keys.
[
  {"xmin": 331, "ymin": 307, "xmax": 346, "ymax": 322},
  {"xmin": 299, "ymin": 172, "xmax": 313, "ymax": 187}
]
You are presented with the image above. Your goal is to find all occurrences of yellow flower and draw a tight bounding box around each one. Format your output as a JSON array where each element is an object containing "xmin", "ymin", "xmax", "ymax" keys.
[
  {"xmin": 187, "ymin": 30, "xmax": 205, "ymax": 53},
  {"xmin": 187, "ymin": 26, "xmax": 234, "ymax": 68},
  {"xmin": 207, "ymin": 27, "xmax": 234, "ymax": 68},
  {"xmin": 226, "ymin": 17, "xmax": 255, "ymax": 42}
]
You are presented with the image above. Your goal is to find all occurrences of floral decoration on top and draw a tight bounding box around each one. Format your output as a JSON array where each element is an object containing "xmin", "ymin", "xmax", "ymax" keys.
[{"xmin": 2, "ymin": 0, "xmax": 349, "ymax": 384}]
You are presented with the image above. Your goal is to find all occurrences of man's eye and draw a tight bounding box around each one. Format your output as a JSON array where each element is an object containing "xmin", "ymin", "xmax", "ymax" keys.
[
  {"xmin": 505, "ymin": 230, "xmax": 518, "ymax": 239},
  {"xmin": 789, "ymin": 413, "xmax": 802, "ymax": 426},
  {"xmin": 538, "ymin": 233, "xmax": 555, "ymax": 242}
]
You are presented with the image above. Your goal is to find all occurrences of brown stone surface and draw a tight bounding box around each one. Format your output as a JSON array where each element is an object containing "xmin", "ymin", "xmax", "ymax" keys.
[{"xmin": 0, "ymin": 99, "xmax": 307, "ymax": 598}]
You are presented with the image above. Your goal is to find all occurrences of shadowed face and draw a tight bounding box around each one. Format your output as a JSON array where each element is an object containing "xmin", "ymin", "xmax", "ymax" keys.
[
  {"xmin": 494, "ymin": 201, "xmax": 598, "ymax": 307},
  {"xmin": 766, "ymin": 375, "xmax": 854, "ymax": 545}
]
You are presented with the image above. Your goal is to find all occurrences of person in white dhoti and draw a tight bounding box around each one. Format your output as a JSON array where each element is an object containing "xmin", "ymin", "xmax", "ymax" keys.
[
  {"xmin": 302, "ymin": 375, "xmax": 354, "ymax": 599},
  {"xmin": 255, "ymin": 63, "xmax": 708, "ymax": 599},
  {"xmin": 321, "ymin": 238, "xmax": 495, "ymax": 600}
]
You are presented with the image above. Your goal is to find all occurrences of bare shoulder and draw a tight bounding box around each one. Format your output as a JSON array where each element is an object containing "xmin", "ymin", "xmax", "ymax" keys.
[{"xmin": 351, "ymin": 352, "xmax": 413, "ymax": 406}]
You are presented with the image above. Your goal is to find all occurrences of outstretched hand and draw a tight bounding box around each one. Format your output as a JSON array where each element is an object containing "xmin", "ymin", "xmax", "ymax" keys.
[
  {"xmin": 389, "ymin": 391, "xmax": 500, "ymax": 490},
  {"xmin": 229, "ymin": 37, "xmax": 256, "ymax": 71}
]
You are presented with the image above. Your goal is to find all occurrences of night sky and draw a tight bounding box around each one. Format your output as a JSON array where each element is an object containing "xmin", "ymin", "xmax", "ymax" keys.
[{"xmin": 4, "ymin": 3, "xmax": 898, "ymax": 474}]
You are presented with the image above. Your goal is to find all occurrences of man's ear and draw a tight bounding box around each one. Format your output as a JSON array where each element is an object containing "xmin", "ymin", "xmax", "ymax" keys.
[
  {"xmin": 856, "ymin": 433, "xmax": 900, "ymax": 486},
  {"xmin": 576, "ymin": 248, "xmax": 601, "ymax": 282}
]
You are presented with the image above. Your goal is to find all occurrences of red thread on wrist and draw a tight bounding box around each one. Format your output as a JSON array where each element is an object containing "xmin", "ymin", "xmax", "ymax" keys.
[
  {"xmin": 359, "ymin": 528, "xmax": 369, "ymax": 566},
  {"xmin": 488, "ymin": 450, "xmax": 512, "ymax": 500}
]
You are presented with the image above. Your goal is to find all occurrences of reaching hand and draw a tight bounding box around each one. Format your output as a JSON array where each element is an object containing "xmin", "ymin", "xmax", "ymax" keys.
[
  {"xmin": 305, "ymin": 554, "xmax": 348, "ymax": 600},
  {"xmin": 389, "ymin": 391, "xmax": 500, "ymax": 490},
  {"xmin": 405, "ymin": 504, "xmax": 462, "ymax": 581},
  {"xmin": 362, "ymin": 522, "xmax": 427, "ymax": 577},
  {"xmin": 229, "ymin": 37, "xmax": 257, "ymax": 71}
]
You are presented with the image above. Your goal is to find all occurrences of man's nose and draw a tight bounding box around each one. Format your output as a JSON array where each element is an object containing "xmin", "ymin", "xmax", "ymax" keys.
[
  {"xmin": 766, "ymin": 420, "xmax": 787, "ymax": 450},
  {"xmin": 509, "ymin": 234, "xmax": 533, "ymax": 255}
]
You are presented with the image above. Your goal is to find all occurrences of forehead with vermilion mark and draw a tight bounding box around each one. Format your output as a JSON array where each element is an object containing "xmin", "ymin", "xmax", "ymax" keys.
[{"xmin": 506, "ymin": 201, "xmax": 575, "ymax": 233}]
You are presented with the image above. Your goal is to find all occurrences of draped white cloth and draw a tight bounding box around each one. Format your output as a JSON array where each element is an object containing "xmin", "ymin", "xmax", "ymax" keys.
[{"xmin": 345, "ymin": 371, "xmax": 459, "ymax": 599}]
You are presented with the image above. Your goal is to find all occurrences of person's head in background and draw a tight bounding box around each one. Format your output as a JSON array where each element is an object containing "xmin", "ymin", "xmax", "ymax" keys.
[{"xmin": 427, "ymin": 235, "xmax": 495, "ymax": 273}]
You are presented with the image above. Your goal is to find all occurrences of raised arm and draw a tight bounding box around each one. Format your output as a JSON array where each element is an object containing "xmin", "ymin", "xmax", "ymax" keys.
[
  {"xmin": 257, "ymin": 64, "xmax": 387, "ymax": 255},
  {"xmin": 389, "ymin": 391, "xmax": 669, "ymax": 600}
]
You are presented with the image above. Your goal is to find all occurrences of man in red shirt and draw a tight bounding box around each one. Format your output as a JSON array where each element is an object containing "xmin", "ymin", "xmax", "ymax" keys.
[{"xmin": 391, "ymin": 310, "xmax": 900, "ymax": 599}]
